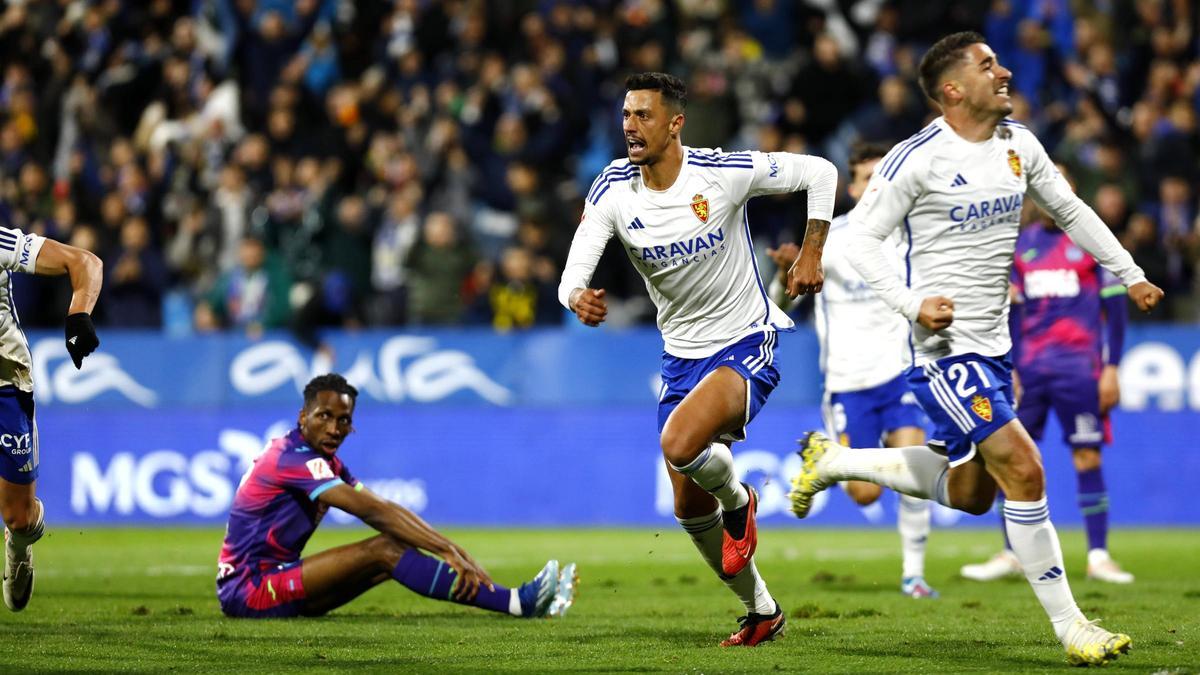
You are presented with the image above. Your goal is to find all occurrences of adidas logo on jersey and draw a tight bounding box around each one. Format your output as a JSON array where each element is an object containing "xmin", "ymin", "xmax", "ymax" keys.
[
  {"xmin": 951, "ymin": 174, "xmax": 968, "ymax": 187},
  {"xmin": 627, "ymin": 217, "xmax": 646, "ymax": 230}
]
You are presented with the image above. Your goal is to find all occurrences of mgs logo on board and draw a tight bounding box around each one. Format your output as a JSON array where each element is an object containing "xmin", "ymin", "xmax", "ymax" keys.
[{"xmin": 690, "ymin": 193, "xmax": 709, "ymax": 223}]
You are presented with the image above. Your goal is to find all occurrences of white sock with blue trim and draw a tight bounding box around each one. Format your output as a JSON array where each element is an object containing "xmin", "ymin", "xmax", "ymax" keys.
[
  {"xmin": 677, "ymin": 508, "xmax": 773, "ymax": 614},
  {"xmin": 670, "ymin": 443, "xmax": 748, "ymax": 511},
  {"xmin": 825, "ymin": 445, "xmax": 952, "ymax": 507},
  {"xmin": 1003, "ymin": 497, "xmax": 1084, "ymax": 640}
]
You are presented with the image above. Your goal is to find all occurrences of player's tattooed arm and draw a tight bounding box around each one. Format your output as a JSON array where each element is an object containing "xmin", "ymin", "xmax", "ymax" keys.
[{"xmin": 786, "ymin": 218, "xmax": 829, "ymax": 296}]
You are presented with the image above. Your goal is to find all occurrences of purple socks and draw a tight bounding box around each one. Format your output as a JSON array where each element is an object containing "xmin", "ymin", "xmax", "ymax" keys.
[
  {"xmin": 1075, "ymin": 467, "xmax": 1109, "ymax": 551},
  {"xmin": 392, "ymin": 548, "xmax": 512, "ymax": 614}
]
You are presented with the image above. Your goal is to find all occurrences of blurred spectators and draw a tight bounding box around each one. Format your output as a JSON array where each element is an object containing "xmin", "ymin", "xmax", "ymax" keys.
[
  {"xmin": 196, "ymin": 235, "xmax": 291, "ymax": 337},
  {"xmin": 0, "ymin": 0, "xmax": 1195, "ymax": 336},
  {"xmin": 405, "ymin": 211, "xmax": 476, "ymax": 326},
  {"xmin": 104, "ymin": 215, "xmax": 168, "ymax": 327}
]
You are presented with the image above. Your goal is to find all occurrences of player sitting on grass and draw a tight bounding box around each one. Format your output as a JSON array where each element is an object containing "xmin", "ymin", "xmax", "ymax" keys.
[{"xmin": 216, "ymin": 373, "xmax": 576, "ymax": 619}]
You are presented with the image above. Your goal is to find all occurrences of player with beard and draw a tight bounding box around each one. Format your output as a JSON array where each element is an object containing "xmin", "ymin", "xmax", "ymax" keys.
[
  {"xmin": 560, "ymin": 72, "xmax": 837, "ymax": 647},
  {"xmin": 786, "ymin": 32, "xmax": 1162, "ymax": 666}
]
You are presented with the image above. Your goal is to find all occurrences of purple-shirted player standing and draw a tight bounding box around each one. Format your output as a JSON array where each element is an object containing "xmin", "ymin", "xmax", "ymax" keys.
[
  {"xmin": 216, "ymin": 373, "xmax": 577, "ymax": 619},
  {"xmin": 962, "ymin": 165, "xmax": 1133, "ymax": 584}
]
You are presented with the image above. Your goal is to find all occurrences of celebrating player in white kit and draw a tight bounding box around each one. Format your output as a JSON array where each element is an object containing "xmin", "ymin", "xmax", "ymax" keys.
[
  {"xmin": 0, "ymin": 225, "xmax": 103, "ymax": 611},
  {"xmin": 770, "ymin": 142, "xmax": 938, "ymax": 599},
  {"xmin": 785, "ymin": 33, "xmax": 1162, "ymax": 666},
  {"xmin": 560, "ymin": 72, "xmax": 836, "ymax": 647}
]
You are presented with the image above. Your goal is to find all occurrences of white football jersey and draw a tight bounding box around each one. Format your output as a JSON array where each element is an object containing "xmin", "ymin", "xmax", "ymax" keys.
[
  {"xmin": 813, "ymin": 214, "xmax": 909, "ymax": 393},
  {"xmin": 0, "ymin": 227, "xmax": 46, "ymax": 391},
  {"xmin": 560, "ymin": 147, "xmax": 836, "ymax": 358},
  {"xmin": 848, "ymin": 117, "xmax": 1144, "ymax": 366}
]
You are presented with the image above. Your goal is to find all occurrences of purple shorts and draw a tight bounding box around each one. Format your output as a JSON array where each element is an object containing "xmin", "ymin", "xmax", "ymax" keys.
[
  {"xmin": 1017, "ymin": 370, "xmax": 1109, "ymax": 448},
  {"xmin": 217, "ymin": 561, "xmax": 307, "ymax": 618}
]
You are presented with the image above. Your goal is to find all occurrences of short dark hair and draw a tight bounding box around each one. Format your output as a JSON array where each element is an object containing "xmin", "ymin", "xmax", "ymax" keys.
[
  {"xmin": 303, "ymin": 373, "xmax": 358, "ymax": 407},
  {"xmin": 849, "ymin": 141, "xmax": 892, "ymax": 166},
  {"xmin": 918, "ymin": 32, "xmax": 986, "ymax": 103},
  {"xmin": 625, "ymin": 72, "xmax": 687, "ymax": 112}
]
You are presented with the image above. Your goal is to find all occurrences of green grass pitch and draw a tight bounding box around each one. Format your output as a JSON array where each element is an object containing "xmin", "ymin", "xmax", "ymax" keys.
[{"xmin": 1, "ymin": 527, "xmax": 1197, "ymax": 673}]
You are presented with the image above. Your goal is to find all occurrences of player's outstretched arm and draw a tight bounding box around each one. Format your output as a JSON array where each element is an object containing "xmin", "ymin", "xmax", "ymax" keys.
[
  {"xmin": 568, "ymin": 287, "xmax": 607, "ymax": 327},
  {"xmin": 34, "ymin": 239, "xmax": 103, "ymax": 368},
  {"xmin": 1024, "ymin": 136, "xmax": 1163, "ymax": 313},
  {"xmin": 318, "ymin": 483, "xmax": 495, "ymax": 601}
]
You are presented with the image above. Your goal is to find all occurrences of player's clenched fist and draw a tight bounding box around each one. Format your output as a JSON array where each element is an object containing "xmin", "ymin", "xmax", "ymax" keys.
[
  {"xmin": 569, "ymin": 287, "xmax": 608, "ymax": 327},
  {"xmin": 1127, "ymin": 280, "xmax": 1164, "ymax": 313},
  {"xmin": 917, "ymin": 295, "xmax": 954, "ymax": 331},
  {"xmin": 65, "ymin": 312, "xmax": 100, "ymax": 369},
  {"xmin": 786, "ymin": 249, "xmax": 824, "ymax": 296}
]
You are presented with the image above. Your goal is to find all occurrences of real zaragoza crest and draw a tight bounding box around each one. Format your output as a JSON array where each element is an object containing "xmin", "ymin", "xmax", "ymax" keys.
[
  {"xmin": 690, "ymin": 193, "xmax": 709, "ymax": 223},
  {"xmin": 1006, "ymin": 149, "xmax": 1022, "ymax": 178},
  {"xmin": 970, "ymin": 395, "xmax": 993, "ymax": 422}
]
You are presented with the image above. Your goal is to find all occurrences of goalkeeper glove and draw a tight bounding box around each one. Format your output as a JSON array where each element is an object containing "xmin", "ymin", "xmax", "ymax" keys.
[{"xmin": 65, "ymin": 312, "xmax": 99, "ymax": 369}]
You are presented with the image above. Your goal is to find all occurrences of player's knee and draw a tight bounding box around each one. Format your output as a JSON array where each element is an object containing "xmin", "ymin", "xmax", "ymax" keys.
[
  {"xmin": 0, "ymin": 498, "xmax": 34, "ymax": 531},
  {"xmin": 367, "ymin": 535, "xmax": 407, "ymax": 570},
  {"xmin": 1072, "ymin": 448, "xmax": 1101, "ymax": 472},
  {"xmin": 1003, "ymin": 457, "xmax": 1045, "ymax": 496},
  {"xmin": 660, "ymin": 429, "xmax": 704, "ymax": 468}
]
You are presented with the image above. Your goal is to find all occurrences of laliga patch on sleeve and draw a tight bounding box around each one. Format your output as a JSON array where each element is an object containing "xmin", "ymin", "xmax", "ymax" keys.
[{"xmin": 306, "ymin": 458, "xmax": 335, "ymax": 480}]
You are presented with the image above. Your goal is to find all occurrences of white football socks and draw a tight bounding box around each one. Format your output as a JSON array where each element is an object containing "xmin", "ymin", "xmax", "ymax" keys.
[
  {"xmin": 898, "ymin": 494, "xmax": 931, "ymax": 579},
  {"xmin": 677, "ymin": 508, "xmax": 773, "ymax": 615},
  {"xmin": 825, "ymin": 444, "xmax": 952, "ymax": 507},
  {"xmin": 670, "ymin": 443, "xmax": 749, "ymax": 512},
  {"xmin": 1003, "ymin": 497, "xmax": 1085, "ymax": 640}
]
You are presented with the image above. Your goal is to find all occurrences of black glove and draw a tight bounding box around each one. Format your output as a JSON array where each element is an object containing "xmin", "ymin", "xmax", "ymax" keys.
[{"xmin": 65, "ymin": 312, "xmax": 99, "ymax": 369}]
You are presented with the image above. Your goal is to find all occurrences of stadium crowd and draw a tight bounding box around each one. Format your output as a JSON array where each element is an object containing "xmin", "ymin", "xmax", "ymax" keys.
[{"xmin": 0, "ymin": 0, "xmax": 1196, "ymax": 339}]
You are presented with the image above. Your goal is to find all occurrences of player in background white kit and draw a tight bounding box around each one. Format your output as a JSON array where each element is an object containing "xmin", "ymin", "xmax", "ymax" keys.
[
  {"xmin": 768, "ymin": 142, "xmax": 938, "ymax": 599},
  {"xmin": 0, "ymin": 226, "xmax": 102, "ymax": 612},
  {"xmin": 559, "ymin": 72, "xmax": 837, "ymax": 647},
  {"xmin": 785, "ymin": 33, "xmax": 1163, "ymax": 666}
]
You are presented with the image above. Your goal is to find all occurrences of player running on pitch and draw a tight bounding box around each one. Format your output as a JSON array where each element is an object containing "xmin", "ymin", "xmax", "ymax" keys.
[
  {"xmin": 962, "ymin": 164, "xmax": 1135, "ymax": 585},
  {"xmin": 786, "ymin": 33, "xmax": 1162, "ymax": 666},
  {"xmin": 2, "ymin": 226, "xmax": 102, "ymax": 612},
  {"xmin": 560, "ymin": 72, "xmax": 836, "ymax": 647},
  {"xmin": 768, "ymin": 142, "xmax": 938, "ymax": 599},
  {"xmin": 216, "ymin": 373, "xmax": 576, "ymax": 619}
]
